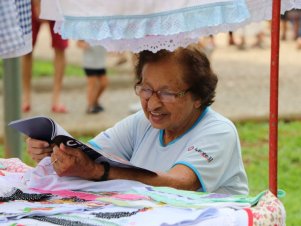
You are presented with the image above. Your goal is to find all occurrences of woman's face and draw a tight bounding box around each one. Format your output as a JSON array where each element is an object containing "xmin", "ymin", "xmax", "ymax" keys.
[{"xmin": 139, "ymin": 57, "xmax": 202, "ymax": 137}]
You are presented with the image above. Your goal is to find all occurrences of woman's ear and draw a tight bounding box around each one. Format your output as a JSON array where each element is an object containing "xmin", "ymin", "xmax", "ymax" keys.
[{"xmin": 194, "ymin": 100, "xmax": 202, "ymax": 109}]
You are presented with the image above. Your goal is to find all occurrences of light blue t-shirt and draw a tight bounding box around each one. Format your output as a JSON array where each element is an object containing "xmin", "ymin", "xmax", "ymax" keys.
[{"xmin": 89, "ymin": 108, "xmax": 248, "ymax": 195}]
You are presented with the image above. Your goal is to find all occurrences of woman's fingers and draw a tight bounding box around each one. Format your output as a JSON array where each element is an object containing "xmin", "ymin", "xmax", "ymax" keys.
[{"xmin": 26, "ymin": 137, "xmax": 52, "ymax": 162}]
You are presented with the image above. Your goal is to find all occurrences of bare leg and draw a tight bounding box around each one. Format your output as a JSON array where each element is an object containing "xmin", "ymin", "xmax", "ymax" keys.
[
  {"xmin": 297, "ymin": 17, "xmax": 301, "ymax": 49},
  {"xmin": 237, "ymin": 35, "xmax": 246, "ymax": 50},
  {"xmin": 86, "ymin": 76, "xmax": 99, "ymax": 109},
  {"xmin": 228, "ymin": 32, "xmax": 236, "ymax": 45},
  {"xmin": 281, "ymin": 20, "xmax": 287, "ymax": 40},
  {"xmin": 86, "ymin": 74, "xmax": 108, "ymax": 113},
  {"xmin": 95, "ymin": 75, "xmax": 108, "ymax": 105},
  {"xmin": 252, "ymin": 31, "xmax": 265, "ymax": 48},
  {"xmin": 52, "ymin": 48, "xmax": 67, "ymax": 111},
  {"xmin": 21, "ymin": 52, "xmax": 33, "ymax": 112}
]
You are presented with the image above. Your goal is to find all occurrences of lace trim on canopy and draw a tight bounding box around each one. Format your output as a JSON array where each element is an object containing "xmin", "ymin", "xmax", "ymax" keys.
[{"xmin": 56, "ymin": 0, "xmax": 249, "ymax": 40}]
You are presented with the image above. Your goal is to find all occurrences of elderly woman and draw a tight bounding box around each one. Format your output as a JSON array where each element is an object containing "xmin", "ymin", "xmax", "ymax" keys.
[{"xmin": 26, "ymin": 47, "xmax": 248, "ymax": 195}]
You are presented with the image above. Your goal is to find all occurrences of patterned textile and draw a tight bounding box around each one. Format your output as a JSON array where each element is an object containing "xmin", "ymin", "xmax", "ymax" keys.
[
  {"xmin": 0, "ymin": 158, "xmax": 32, "ymax": 173},
  {"xmin": 15, "ymin": 0, "xmax": 32, "ymax": 36},
  {"xmin": 0, "ymin": 188, "xmax": 285, "ymax": 225},
  {"xmin": 248, "ymin": 191, "xmax": 286, "ymax": 226},
  {"xmin": 0, "ymin": 158, "xmax": 286, "ymax": 225},
  {"xmin": 0, "ymin": 188, "xmax": 52, "ymax": 202},
  {"xmin": 0, "ymin": 1, "xmax": 24, "ymax": 56},
  {"xmin": 0, "ymin": 0, "xmax": 32, "ymax": 59}
]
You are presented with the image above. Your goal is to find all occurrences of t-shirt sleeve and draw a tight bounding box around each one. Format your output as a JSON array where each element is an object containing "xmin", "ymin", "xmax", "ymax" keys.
[
  {"xmin": 88, "ymin": 111, "xmax": 145, "ymax": 161},
  {"xmin": 174, "ymin": 121, "xmax": 240, "ymax": 193}
]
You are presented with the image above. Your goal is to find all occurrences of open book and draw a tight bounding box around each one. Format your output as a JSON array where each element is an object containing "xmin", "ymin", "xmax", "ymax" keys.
[{"xmin": 9, "ymin": 116, "xmax": 156, "ymax": 174}]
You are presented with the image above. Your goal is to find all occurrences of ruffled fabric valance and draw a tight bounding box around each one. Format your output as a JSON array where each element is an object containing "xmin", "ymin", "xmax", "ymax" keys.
[{"xmin": 40, "ymin": 0, "xmax": 301, "ymax": 52}]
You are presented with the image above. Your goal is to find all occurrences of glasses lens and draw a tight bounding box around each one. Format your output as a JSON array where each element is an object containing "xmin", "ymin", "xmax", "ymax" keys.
[
  {"xmin": 159, "ymin": 92, "xmax": 175, "ymax": 103},
  {"xmin": 135, "ymin": 85, "xmax": 152, "ymax": 99},
  {"xmin": 135, "ymin": 85, "xmax": 185, "ymax": 103},
  {"xmin": 135, "ymin": 85, "xmax": 141, "ymax": 96}
]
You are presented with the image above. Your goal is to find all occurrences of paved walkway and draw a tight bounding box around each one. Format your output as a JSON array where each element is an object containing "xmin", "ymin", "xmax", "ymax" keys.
[{"xmin": 1, "ymin": 30, "xmax": 301, "ymax": 140}]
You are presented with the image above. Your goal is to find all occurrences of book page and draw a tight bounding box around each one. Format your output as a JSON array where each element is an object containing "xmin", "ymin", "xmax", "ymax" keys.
[
  {"xmin": 9, "ymin": 116, "xmax": 157, "ymax": 174},
  {"xmin": 51, "ymin": 119, "xmax": 72, "ymax": 138},
  {"xmin": 9, "ymin": 116, "xmax": 56, "ymax": 143}
]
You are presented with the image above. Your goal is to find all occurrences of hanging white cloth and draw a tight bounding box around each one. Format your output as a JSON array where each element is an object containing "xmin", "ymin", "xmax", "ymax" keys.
[
  {"xmin": 41, "ymin": 0, "xmax": 249, "ymax": 52},
  {"xmin": 0, "ymin": 0, "xmax": 32, "ymax": 59},
  {"xmin": 40, "ymin": 0, "xmax": 301, "ymax": 52}
]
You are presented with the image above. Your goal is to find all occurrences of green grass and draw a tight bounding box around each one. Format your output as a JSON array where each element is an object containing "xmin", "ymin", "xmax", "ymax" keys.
[
  {"xmin": 236, "ymin": 120, "xmax": 301, "ymax": 225},
  {"xmin": 0, "ymin": 121, "xmax": 300, "ymax": 225},
  {"xmin": 0, "ymin": 58, "xmax": 123, "ymax": 79},
  {"xmin": 0, "ymin": 59, "xmax": 84, "ymax": 78}
]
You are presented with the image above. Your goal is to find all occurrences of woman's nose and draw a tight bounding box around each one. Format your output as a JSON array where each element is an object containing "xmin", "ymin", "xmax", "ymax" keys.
[{"xmin": 147, "ymin": 93, "xmax": 162, "ymax": 110}]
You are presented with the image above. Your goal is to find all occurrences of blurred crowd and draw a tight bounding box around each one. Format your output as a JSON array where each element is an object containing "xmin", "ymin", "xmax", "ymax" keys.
[{"xmin": 198, "ymin": 9, "xmax": 301, "ymax": 57}]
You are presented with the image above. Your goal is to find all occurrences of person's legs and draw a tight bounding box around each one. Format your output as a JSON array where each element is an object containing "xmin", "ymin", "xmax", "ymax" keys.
[
  {"xmin": 228, "ymin": 31, "xmax": 236, "ymax": 45},
  {"xmin": 288, "ymin": 10, "xmax": 301, "ymax": 40},
  {"xmin": 86, "ymin": 75, "xmax": 99, "ymax": 109},
  {"xmin": 95, "ymin": 74, "xmax": 108, "ymax": 106},
  {"xmin": 237, "ymin": 35, "xmax": 246, "ymax": 50},
  {"xmin": 85, "ymin": 69, "xmax": 107, "ymax": 113},
  {"xmin": 49, "ymin": 21, "xmax": 68, "ymax": 113},
  {"xmin": 297, "ymin": 17, "xmax": 301, "ymax": 49},
  {"xmin": 21, "ymin": 3, "xmax": 40, "ymax": 112},
  {"xmin": 21, "ymin": 52, "xmax": 33, "ymax": 112},
  {"xmin": 52, "ymin": 48, "xmax": 67, "ymax": 111},
  {"xmin": 252, "ymin": 31, "xmax": 265, "ymax": 48},
  {"xmin": 281, "ymin": 13, "xmax": 288, "ymax": 40},
  {"xmin": 236, "ymin": 27, "xmax": 246, "ymax": 50}
]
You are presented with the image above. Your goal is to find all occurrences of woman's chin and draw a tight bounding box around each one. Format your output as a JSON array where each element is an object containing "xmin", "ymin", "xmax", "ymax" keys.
[{"xmin": 149, "ymin": 119, "xmax": 165, "ymax": 129}]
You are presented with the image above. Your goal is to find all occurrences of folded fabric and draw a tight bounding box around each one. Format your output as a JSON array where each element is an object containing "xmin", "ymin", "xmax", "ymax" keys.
[
  {"xmin": 23, "ymin": 206, "xmax": 220, "ymax": 226},
  {"xmin": 23, "ymin": 157, "xmax": 147, "ymax": 192},
  {"xmin": 132, "ymin": 186, "xmax": 267, "ymax": 209},
  {"xmin": 0, "ymin": 199, "xmax": 88, "ymax": 222}
]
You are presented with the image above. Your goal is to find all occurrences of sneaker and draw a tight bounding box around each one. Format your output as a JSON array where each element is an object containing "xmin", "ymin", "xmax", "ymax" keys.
[
  {"xmin": 95, "ymin": 104, "xmax": 104, "ymax": 111},
  {"xmin": 86, "ymin": 105, "xmax": 104, "ymax": 114}
]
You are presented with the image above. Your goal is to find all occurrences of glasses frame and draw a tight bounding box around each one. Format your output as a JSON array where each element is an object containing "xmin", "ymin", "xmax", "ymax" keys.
[{"xmin": 135, "ymin": 84, "xmax": 190, "ymax": 103}]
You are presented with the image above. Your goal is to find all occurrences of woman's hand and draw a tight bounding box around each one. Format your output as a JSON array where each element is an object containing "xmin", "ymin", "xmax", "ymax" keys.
[
  {"xmin": 51, "ymin": 143, "xmax": 101, "ymax": 180},
  {"xmin": 26, "ymin": 138, "xmax": 53, "ymax": 163}
]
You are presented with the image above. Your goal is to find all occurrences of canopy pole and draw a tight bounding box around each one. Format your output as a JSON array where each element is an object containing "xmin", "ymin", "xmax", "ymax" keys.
[
  {"xmin": 3, "ymin": 58, "xmax": 22, "ymax": 159},
  {"xmin": 269, "ymin": 0, "xmax": 281, "ymax": 195}
]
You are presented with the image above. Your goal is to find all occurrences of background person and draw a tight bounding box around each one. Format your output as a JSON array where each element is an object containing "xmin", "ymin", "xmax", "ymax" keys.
[
  {"xmin": 22, "ymin": 0, "xmax": 68, "ymax": 113},
  {"xmin": 26, "ymin": 47, "xmax": 248, "ymax": 195},
  {"xmin": 77, "ymin": 41, "xmax": 108, "ymax": 113}
]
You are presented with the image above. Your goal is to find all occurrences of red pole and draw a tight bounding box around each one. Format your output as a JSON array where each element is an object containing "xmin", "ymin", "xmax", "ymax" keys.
[{"xmin": 269, "ymin": 0, "xmax": 281, "ymax": 196}]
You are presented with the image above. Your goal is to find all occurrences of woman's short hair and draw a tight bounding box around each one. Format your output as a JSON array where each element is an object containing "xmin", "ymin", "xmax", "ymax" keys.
[{"xmin": 135, "ymin": 47, "xmax": 218, "ymax": 110}]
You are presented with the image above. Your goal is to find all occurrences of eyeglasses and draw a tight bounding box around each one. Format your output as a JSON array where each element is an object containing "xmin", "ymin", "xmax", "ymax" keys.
[{"xmin": 135, "ymin": 85, "xmax": 190, "ymax": 103}]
